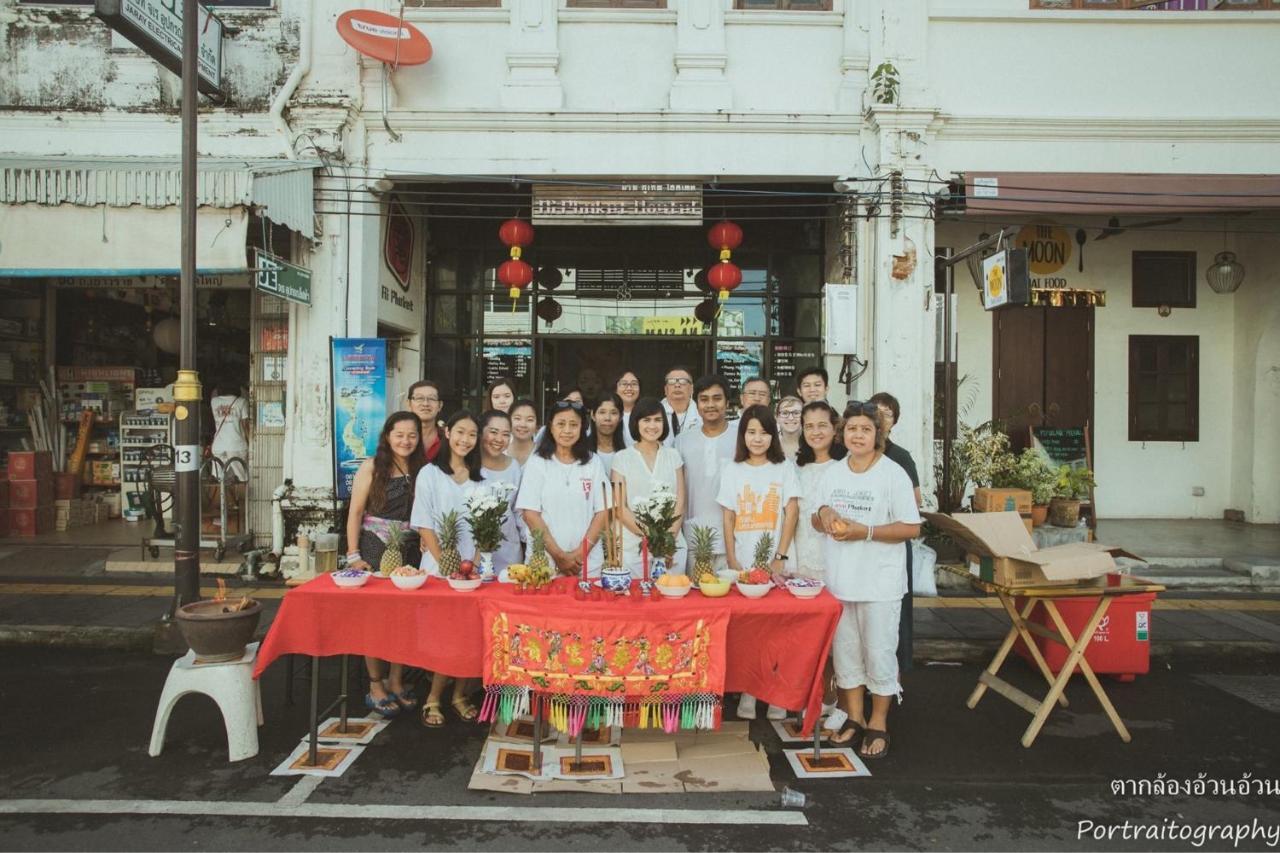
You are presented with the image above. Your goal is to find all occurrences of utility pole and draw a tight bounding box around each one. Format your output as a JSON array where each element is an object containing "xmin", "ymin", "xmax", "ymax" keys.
[{"xmin": 157, "ymin": 0, "xmax": 203, "ymax": 650}]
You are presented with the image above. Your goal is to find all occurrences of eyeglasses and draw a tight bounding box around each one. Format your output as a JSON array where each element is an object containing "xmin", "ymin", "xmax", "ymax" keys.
[
  {"xmin": 778, "ymin": 410, "xmax": 802, "ymax": 419},
  {"xmin": 665, "ymin": 378, "xmax": 692, "ymax": 386},
  {"xmin": 617, "ymin": 381, "xmax": 640, "ymax": 389},
  {"xmin": 409, "ymin": 395, "xmax": 440, "ymax": 404}
]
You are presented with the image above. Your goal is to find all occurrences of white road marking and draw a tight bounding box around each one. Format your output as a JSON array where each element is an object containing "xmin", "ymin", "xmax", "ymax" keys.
[
  {"xmin": 277, "ymin": 775, "xmax": 325, "ymax": 806},
  {"xmin": 0, "ymin": 799, "xmax": 807, "ymax": 826}
]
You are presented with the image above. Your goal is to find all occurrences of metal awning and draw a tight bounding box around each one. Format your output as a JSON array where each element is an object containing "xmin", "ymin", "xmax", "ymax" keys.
[
  {"xmin": 0, "ymin": 156, "xmax": 320, "ymax": 239},
  {"xmin": 963, "ymin": 172, "xmax": 1280, "ymax": 216}
]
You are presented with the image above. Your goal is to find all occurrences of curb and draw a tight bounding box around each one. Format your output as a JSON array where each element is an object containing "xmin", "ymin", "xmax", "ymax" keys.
[{"xmin": 0, "ymin": 624, "xmax": 154, "ymax": 652}]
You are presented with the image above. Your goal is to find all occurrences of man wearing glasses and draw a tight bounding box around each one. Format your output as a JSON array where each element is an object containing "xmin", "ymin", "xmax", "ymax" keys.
[
  {"xmin": 406, "ymin": 380, "xmax": 443, "ymax": 462},
  {"xmin": 660, "ymin": 366, "xmax": 701, "ymax": 447},
  {"xmin": 739, "ymin": 376, "xmax": 771, "ymax": 413}
]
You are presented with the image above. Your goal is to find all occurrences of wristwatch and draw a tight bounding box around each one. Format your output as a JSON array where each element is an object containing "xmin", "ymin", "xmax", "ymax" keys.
[{"xmin": 773, "ymin": 553, "xmax": 788, "ymax": 561}]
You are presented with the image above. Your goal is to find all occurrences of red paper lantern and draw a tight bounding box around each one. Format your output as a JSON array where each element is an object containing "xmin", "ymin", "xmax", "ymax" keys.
[
  {"xmin": 498, "ymin": 259, "xmax": 534, "ymax": 300},
  {"xmin": 706, "ymin": 261, "xmax": 742, "ymax": 302},
  {"xmin": 707, "ymin": 220, "xmax": 743, "ymax": 256},
  {"xmin": 498, "ymin": 218, "xmax": 535, "ymax": 251}
]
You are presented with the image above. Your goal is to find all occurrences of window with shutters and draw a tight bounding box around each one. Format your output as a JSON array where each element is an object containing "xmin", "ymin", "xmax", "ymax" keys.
[{"xmin": 1128, "ymin": 335, "xmax": 1199, "ymax": 442}]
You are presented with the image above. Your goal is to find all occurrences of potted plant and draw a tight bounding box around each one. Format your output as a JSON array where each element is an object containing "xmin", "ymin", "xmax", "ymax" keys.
[
  {"xmin": 956, "ymin": 421, "xmax": 1018, "ymax": 506},
  {"xmin": 1013, "ymin": 449, "xmax": 1056, "ymax": 527},
  {"xmin": 1048, "ymin": 465, "xmax": 1096, "ymax": 528}
]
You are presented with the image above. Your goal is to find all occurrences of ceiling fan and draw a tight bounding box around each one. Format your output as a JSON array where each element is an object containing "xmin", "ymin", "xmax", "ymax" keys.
[{"xmin": 1094, "ymin": 216, "xmax": 1183, "ymax": 241}]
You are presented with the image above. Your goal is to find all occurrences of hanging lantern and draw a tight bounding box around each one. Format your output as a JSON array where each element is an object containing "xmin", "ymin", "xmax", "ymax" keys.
[
  {"xmin": 707, "ymin": 220, "xmax": 743, "ymax": 262},
  {"xmin": 707, "ymin": 261, "xmax": 742, "ymax": 302},
  {"xmin": 536, "ymin": 266, "xmax": 563, "ymax": 290},
  {"xmin": 694, "ymin": 298, "xmax": 718, "ymax": 325},
  {"xmin": 536, "ymin": 296, "xmax": 563, "ymax": 325},
  {"xmin": 498, "ymin": 219, "xmax": 535, "ymax": 255},
  {"xmin": 497, "ymin": 258, "xmax": 534, "ymax": 300},
  {"xmin": 1205, "ymin": 251, "xmax": 1245, "ymax": 294}
]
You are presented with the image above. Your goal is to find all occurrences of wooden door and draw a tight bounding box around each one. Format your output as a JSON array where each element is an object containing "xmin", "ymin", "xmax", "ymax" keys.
[{"xmin": 993, "ymin": 306, "xmax": 1093, "ymax": 450}]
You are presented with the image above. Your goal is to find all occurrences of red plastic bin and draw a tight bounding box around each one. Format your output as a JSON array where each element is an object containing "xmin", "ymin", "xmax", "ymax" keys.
[{"xmin": 1014, "ymin": 591, "xmax": 1155, "ymax": 682}]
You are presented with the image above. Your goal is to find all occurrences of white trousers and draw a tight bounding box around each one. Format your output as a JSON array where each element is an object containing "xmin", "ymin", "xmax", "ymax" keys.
[{"xmin": 832, "ymin": 600, "xmax": 902, "ymax": 697}]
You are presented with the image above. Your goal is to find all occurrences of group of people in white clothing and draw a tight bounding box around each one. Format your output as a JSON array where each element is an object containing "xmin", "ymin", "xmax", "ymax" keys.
[{"xmin": 341, "ymin": 366, "xmax": 922, "ymax": 760}]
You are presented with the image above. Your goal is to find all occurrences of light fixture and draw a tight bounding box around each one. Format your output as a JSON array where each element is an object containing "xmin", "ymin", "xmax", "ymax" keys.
[
  {"xmin": 369, "ymin": 177, "xmax": 395, "ymax": 194},
  {"xmin": 1158, "ymin": 304, "xmax": 1172, "ymax": 318},
  {"xmin": 1205, "ymin": 251, "xmax": 1245, "ymax": 294}
]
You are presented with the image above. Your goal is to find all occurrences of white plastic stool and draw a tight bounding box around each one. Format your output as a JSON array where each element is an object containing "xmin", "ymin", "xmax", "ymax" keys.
[{"xmin": 149, "ymin": 641, "xmax": 264, "ymax": 762}]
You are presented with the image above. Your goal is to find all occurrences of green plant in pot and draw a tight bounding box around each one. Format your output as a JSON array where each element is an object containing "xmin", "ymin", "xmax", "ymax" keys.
[
  {"xmin": 1013, "ymin": 449, "xmax": 1056, "ymax": 527},
  {"xmin": 1048, "ymin": 465, "xmax": 1095, "ymax": 528}
]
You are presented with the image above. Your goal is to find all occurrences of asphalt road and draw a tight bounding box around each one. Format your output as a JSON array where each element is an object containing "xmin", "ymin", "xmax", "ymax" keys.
[{"xmin": 3, "ymin": 647, "xmax": 1279, "ymax": 851}]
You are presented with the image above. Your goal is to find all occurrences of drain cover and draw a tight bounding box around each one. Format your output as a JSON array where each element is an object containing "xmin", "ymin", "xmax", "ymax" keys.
[{"xmin": 1196, "ymin": 675, "xmax": 1280, "ymax": 714}]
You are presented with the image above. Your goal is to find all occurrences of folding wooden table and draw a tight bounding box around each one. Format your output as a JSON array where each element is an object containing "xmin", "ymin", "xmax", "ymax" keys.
[{"xmin": 940, "ymin": 566, "xmax": 1164, "ymax": 748}]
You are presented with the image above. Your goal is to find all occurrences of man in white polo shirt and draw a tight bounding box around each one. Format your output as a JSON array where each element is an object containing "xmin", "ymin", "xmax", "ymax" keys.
[
  {"xmin": 674, "ymin": 374, "xmax": 736, "ymax": 573},
  {"xmin": 661, "ymin": 365, "xmax": 701, "ymax": 447}
]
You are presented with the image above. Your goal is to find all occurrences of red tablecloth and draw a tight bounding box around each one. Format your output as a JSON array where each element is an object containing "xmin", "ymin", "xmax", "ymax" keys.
[{"xmin": 254, "ymin": 575, "xmax": 842, "ymax": 733}]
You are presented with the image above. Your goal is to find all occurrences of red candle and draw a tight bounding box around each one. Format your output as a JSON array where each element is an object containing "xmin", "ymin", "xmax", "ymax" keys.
[
  {"xmin": 581, "ymin": 537, "xmax": 589, "ymax": 584},
  {"xmin": 641, "ymin": 537, "xmax": 650, "ymax": 584}
]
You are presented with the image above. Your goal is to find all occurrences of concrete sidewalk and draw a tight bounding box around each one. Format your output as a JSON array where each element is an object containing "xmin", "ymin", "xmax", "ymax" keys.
[{"xmin": 1, "ymin": 575, "xmax": 1277, "ymax": 664}]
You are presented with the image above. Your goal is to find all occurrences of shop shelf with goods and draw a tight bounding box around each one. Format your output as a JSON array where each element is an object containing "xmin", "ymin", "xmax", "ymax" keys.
[
  {"xmin": 57, "ymin": 367, "xmax": 136, "ymax": 508},
  {"xmin": 120, "ymin": 394, "xmax": 174, "ymax": 523}
]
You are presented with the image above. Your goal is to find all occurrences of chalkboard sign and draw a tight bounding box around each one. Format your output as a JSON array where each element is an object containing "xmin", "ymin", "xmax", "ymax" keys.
[
  {"xmin": 482, "ymin": 341, "xmax": 532, "ymax": 390},
  {"xmin": 1030, "ymin": 426, "xmax": 1087, "ymax": 469},
  {"xmin": 771, "ymin": 341, "xmax": 820, "ymax": 385},
  {"xmin": 716, "ymin": 341, "xmax": 762, "ymax": 404}
]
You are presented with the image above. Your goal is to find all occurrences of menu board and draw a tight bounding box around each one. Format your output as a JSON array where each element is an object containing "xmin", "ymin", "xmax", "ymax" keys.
[
  {"xmin": 1030, "ymin": 426, "xmax": 1088, "ymax": 469},
  {"xmin": 716, "ymin": 341, "xmax": 763, "ymax": 401},
  {"xmin": 483, "ymin": 341, "xmax": 533, "ymax": 390},
  {"xmin": 771, "ymin": 341, "xmax": 820, "ymax": 388}
]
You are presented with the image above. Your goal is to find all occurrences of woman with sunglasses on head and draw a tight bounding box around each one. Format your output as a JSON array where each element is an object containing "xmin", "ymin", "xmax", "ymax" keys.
[
  {"xmin": 515, "ymin": 399, "xmax": 608, "ymax": 579},
  {"xmin": 812, "ymin": 401, "xmax": 922, "ymax": 761},
  {"xmin": 775, "ymin": 395, "xmax": 803, "ymax": 461},
  {"xmin": 410, "ymin": 410, "xmax": 485, "ymax": 727},
  {"xmin": 406, "ymin": 380, "xmax": 444, "ymax": 462},
  {"xmin": 588, "ymin": 393, "xmax": 624, "ymax": 471},
  {"xmin": 508, "ymin": 399, "xmax": 539, "ymax": 467},
  {"xmin": 485, "ymin": 377, "xmax": 517, "ymax": 415},
  {"xmin": 345, "ymin": 411, "xmax": 427, "ymax": 719},
  {"xmin": 478, "ymin": 409, "xmax": 523, "ymax": 581},
  {"xmin": 717, "ymin": 404, "xmax": 800, "ymax": 722},
  {"xmin": 611, "ymin": 397, "xmax": 687, "ymax": 578}
]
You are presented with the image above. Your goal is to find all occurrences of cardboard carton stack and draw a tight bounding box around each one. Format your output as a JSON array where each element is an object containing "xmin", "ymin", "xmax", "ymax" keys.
[
  {"xmin": 972, "ymin": 487, "xmax": 1033, "ymax": 534},
  {"xmin": 0, "ymin": 469, "xmax": 9, "ymax": 537},
  {"xmin": 8, "ymin": 450, "xmax": 54, "ymax": 537}
]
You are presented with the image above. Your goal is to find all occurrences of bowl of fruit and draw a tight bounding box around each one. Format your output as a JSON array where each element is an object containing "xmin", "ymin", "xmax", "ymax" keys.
[
  {"xmin": 696, "ymin": 572, "xmax": 732, "ymax": 598},
  {"xmin": 389, "ymin": 565, "xmax": 428, "ymax": 590},
  {"xmin": 784, "ymin": 577, "xmax": 825, "ymax": 599},
  {"xmin": 446, "ymin": 560, "xmax": 482, "ymax": 591},
  {"xmin": 655, "ymin": 573, "xmax": 692, "ymax": 598},
  {"xmin": 331, "ymin": 569, "xmax": 371, "ymax": 589},
  {"xmin": 735, "ymin": 568, "xmax": 774, "ymax": 599}
]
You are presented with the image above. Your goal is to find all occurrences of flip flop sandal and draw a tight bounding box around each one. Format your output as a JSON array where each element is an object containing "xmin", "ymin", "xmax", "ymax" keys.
[
  {"xmin": 390, "ymin": 688, "xmax": 418, "ymax": 710},
  {"xmin": 451, "ymin": 697, "xmax": 479, "ymax": 722},
  {"xmin": 421, "ymin": 701, "xmax": 446, "ymax": 728},
  {"xmin": 829, "ymin": 718, "xmax": 864, "ymax": 746},
  {"xmin": 859, "ymin": 729, "xmax": 890, "ymax": 759},
  {"xmin": 364, "ymin": 692, "xmax": 401, "ymax": 719}
]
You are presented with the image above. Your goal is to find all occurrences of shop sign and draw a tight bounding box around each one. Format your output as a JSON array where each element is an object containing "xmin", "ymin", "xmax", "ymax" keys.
[
  {"xmin": 57, "ymin": 366, "xmax": 136, "ymax": 383},
  {"xmin": 384, "ymin": 200, "xmax": 414, "ymax": 291},
  {"xmin": 982, "ymin": 251, "xmax": 1009, "ymax": 310},
  {"xmin": 641, "ymin": 316, "xmax": 709, "ymax": 336},
  {"xmin": 715, "ymin": 341, "xmax": 763, "ymax": 407},
  {"xmin": 254, "ymin": 249, "xmax": 312, "ymax": 306},
  {"xmin": 331, "ymin": 338, "xmax": 388, "ymax": 501},
  {"xmin": 1015, "ymin": 223, "xmax": 1072, "ymax": 288},
  {"xmin": 532, "ymin": 182, "xmax": 703, "ymax": 226},
  {"xmin": 483, "ymin": 341, "xmax": 532, "ymax": 387},
  {"xmin": 49, "ymin": 274, "xmax": 250, "ymax": 289},
  {"xmin": 258, "ymin": 401, "xmax": 286, "ymax": 429},
  {"xmin": 94, "ymin": 0, "xmax": 224, "ymax": 97},
  {"xmin": 259, "ymin": 321, "xmax": 288, "ymax": 353}
]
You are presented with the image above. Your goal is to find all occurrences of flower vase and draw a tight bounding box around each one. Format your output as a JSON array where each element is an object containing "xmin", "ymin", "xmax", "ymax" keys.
[
  {"xmin": 650, "ymin": 556, "xmax": 668, "ymax": 582},
  {"xmin": 478, "ymin": 551, "xmax": 497, "ymax": 583}
]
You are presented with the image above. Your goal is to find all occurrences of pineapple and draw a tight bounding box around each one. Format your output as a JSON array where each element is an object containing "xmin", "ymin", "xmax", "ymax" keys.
[
  {"xmin": 437, "ymin": 510, "xmax": 462, "ymax": 577},
  {"xmin": 528, "ymin": 528, "xmax": 552, "ymax": 585},
  {"xmin": 379, "ymin": 525, "xmax": 407, "ymax": 576},
  {"xmin": 691, "ymin": 525, "xmax": 718, "ymax": 584},
  {"xmin": 751, "ymin": 532, "xmax": 775, "ymax": 571}
]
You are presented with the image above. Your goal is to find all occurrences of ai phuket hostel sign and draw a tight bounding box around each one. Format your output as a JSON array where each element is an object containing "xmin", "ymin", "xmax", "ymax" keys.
[
  {"xmin": 532, "ymin": 183, "xmax": 703, "ymax": 226},
  {"xmin": 95, "ymin": 0, "xmax": 224, "ymax": 97}
]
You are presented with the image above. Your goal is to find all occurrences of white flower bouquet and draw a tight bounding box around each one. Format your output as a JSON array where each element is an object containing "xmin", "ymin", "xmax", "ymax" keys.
[
  {"xmin": 465, "ymin": 481, "xmax": 515, "ymax": 553},
  {"xmin": 633, "ymin": 484, "xmax": 680, "ymax": 561}
]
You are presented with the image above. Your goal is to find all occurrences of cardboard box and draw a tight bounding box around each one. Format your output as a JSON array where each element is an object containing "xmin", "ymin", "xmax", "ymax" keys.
[
  {"xmin": 54, "ymin": 472, "xmax": 82, "ymax": 500},
  {"xmin": 923, "ymin": 511, "xmax": 1136, "ymax": 588},
  {"xmin": 8, "ymin": 451, "xmax": 52, "ymax": 480},
  {"xmin": 9, "ymin": 506, "xmax": 54, "ymax": 537},
  {"xmin": 973, "ymin": 488, "xmax": 1033, "ymax": 514},
  {"xmin": 9, "ymin": 478, "xmax": 52, "ymax": 508}
]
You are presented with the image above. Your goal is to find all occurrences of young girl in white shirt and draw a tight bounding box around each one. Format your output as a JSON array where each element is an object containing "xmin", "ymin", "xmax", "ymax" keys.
[
  {"xmin": 716, "ymin": 404, "xmax": 800, "ymax": 721},
  {"xmin": 410, "ymin": 410, "xmax": 486, "ymax": 728}
]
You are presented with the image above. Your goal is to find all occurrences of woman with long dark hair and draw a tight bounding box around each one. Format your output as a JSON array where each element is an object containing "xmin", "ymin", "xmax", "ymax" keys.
[
  {"xmin": 344, "ymin": 411, "xmax": 427, "ymax": 718},
  {"xmin": 793, "ymin": 400, "xmax": 846, "ymax": 581},
  {"xmin": 485, "ymin": 377, "xmax": 517, "ymax": 415},
  {"xmin": 478, "ymin": 409, "xmax": 523, "ymax": 579},
  {"xmin": 588, "ymin": 392, "xmax": 624, "ymax": 470}
]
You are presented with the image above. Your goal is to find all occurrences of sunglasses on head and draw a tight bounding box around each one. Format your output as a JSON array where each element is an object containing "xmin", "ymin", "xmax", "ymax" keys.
[
  {"xmin": 843, "ymin": 401, "xmax": 881, "ymax": 419},
  {"xmin": 553, "ymin": 400, "xmax": 584, "ymax": 412}
]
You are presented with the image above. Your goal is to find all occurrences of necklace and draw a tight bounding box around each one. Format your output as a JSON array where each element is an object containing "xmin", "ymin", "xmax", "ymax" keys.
[{"xmin": 848, "ymin": 453, "xmax": 880, "ymax": 475}]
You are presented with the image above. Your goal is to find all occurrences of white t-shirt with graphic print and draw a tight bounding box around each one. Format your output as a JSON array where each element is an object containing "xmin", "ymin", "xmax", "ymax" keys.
[{"xmin": 715, "ymin": 460, "xmax": 800, "ymax": 568}]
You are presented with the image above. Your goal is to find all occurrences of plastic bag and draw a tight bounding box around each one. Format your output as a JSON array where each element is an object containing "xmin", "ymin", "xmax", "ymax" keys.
[{"xmin": 912, "ymin": 541, "xmax": 938, "ymax": 597}]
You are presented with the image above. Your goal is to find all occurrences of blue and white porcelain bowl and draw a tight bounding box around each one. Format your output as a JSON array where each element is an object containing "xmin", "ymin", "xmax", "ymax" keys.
[{"xmin": 600, "ymin": 566, "xmax": 633, "ymax": 593}]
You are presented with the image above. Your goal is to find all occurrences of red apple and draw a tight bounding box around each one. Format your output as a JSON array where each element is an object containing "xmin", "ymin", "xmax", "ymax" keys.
[{"xmin": 459, "ymin": 560, "xmax": 474, "ymax": 575}]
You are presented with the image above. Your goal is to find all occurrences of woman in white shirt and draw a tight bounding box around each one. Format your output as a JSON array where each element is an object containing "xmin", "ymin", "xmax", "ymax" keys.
[
  {"xmin": 588, "ymin": 393, "xmax": 624, "ymax": 472},
  {"xmin": 478, "ymin": 409, "xmax": 523, "ymax": 580},
  {"xmin": 614, "ymin": 370, "xmax": 641, "ymax": 448},
  {"xmin": 813, "ymin": 401, "xmax": 922, "ymax": 760},
  {"xmin": 611, "ymin": 397, "xmax": 686, "ymax": 578},
  {"xmin": 508, "ymin": 399, "xmax": 539, "ymax": 467},
  {"xmin": 515, "ymin": 400, "xmax": 607, "ymax": 577},
  {"xmin": 410, "ymin": 410, "xmax": 485, "ymax": 727},
  {"xmin": 791, "ymin": 401, "xmax": 845, "ymax": 581},
  {"xmin": 716, "ymin": 404, "xmax": 800, "ymax": 722},
  {"xmin": 775, "ymin": 395, "xmax": 803, "ymax": 461}
]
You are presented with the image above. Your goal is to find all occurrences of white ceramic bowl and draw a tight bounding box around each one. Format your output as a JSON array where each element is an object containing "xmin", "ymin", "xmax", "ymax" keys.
[
  {"xmin": 785, "ymin": 579, "xmax": 825, "ymax": 599},
  {"xmin": 656, "ymin": 583, "xmax": 692, "ymax": 598},
  {"xmin": 390, "ymin": 572, "xmax": 428, "ymax": 590},
  {"xmin": 447, "ymin": 576, "xmax": 483, "ymax": 592},
  {"xmin": 735, "ymin": 581, "xmax": 773, "ymax": 599},
  {"xmin": 331, "ymin": 570, "xmax": 370, "ymax": 589}
]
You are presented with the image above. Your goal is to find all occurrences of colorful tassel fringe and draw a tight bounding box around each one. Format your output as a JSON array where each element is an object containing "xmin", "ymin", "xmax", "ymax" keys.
[{"xmin": 477, "ymin": 686, "xmax": 722, "ymax": 731}]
